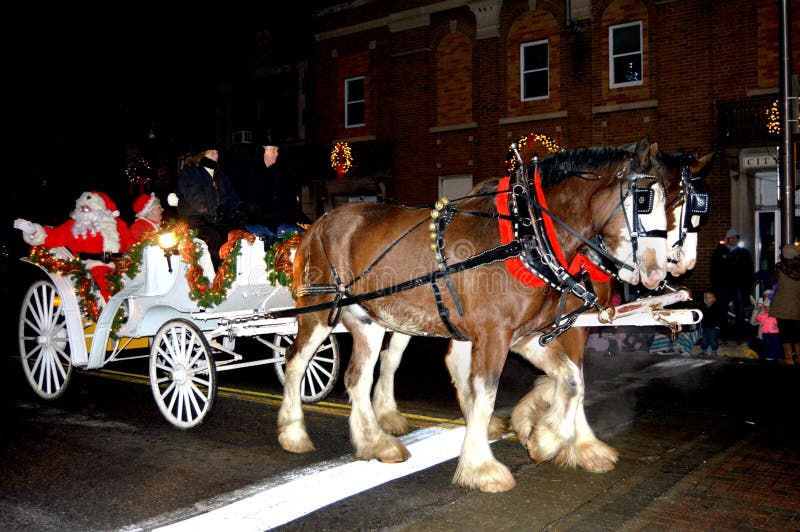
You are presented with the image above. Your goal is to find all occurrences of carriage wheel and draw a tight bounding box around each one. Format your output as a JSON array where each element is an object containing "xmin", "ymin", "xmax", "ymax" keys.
[
  {"xmin": 273, "ymin": 333, "xmax": 340, "ymax": 403},
  {"xmin": 149, "ymin": 319, "xmax": 217, "ymax": 430},
  {"xmin": 18, "ymin": 280, "xmax": 73, "ymax": 400}
]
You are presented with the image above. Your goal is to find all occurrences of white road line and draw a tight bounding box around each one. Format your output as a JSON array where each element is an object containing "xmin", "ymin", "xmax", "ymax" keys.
[
  {"xmin": 128, "ymin": 356, "xmax": 712, "ymax": 531},
  {"xmin": 149, "ymin": 426, "xmax": 466, "ymax": 531}
]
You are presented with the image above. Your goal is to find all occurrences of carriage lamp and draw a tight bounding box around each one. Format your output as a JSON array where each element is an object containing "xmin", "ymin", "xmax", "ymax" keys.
[{"xmin": 158, "ymin": 231, "xmax": 180, "ymax": 273}]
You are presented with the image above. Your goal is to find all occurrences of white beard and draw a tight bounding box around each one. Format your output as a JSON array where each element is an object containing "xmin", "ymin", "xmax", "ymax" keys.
[
  {"xmin": 70, "ymin": 208, "xmax": 101, "ymax": 239},
  {"xmin": 69, "ymin": 206, "xmax": 121, "ymax": 253}
]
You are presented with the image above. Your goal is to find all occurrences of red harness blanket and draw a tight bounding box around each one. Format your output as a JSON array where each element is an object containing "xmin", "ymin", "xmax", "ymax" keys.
[{"xmin": 495, "ymin": 175, "xmax": 611, "ymax": 287}]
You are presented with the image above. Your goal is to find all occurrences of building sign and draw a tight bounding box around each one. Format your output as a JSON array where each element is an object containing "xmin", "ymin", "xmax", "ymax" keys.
[{"xmin": 741, "ymin": 149, "xmax": 777, "ymax": 170}]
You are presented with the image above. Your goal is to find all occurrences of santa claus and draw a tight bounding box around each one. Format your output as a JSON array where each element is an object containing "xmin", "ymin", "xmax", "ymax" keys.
[
  {"xmin": 14, "ymin": 191, "xmax": 135, "ymax": 301},
  {"xmin": 129, "ymin": 192, "xmax": 164, "ymax": 241}
]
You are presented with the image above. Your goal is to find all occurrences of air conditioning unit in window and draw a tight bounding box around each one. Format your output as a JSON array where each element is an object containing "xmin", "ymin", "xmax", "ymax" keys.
[{"xmin": 232, "ymin": 130, "xmax": 252, "ymax": 144}]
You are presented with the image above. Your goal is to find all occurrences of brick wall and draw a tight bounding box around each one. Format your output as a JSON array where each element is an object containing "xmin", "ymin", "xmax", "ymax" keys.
[{"xmin": 310, "ymin": 0, "xmax": 798, "ymax": 296}]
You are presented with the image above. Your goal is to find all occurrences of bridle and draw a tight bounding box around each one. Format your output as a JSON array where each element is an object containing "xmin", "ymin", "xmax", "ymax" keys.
[
  {"xmin": 505, "ymin": 144, "xmax": 667, "ymax": 342},
  {"xmin": 665, "ymin": 165, "xmax": 710, "ymax": 267}
]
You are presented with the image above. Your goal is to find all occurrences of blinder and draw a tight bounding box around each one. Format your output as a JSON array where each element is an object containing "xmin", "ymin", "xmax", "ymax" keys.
[
  {"xmin": 634, "ymin": 187, "xmax": 655, "ymax": 214},
  {"xmin": 687, "ymin": 191, "xmax": 710, "ymax": 216},
  {"xmin": 678, "ymin": 166, "xmax": 710, "ymax": 234},
  {"xmin": 628, "ymin": 177, "xmax": 667, "ymax": 239}
]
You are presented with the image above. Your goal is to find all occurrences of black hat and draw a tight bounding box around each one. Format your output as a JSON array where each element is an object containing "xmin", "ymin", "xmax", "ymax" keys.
[
  {"xmin": 258, "ymin": 128, "xmax": 277, "ymax": 148},
  {"xmin": 189, "ymin": 131, "xmax": 221, "ymax": 155}
]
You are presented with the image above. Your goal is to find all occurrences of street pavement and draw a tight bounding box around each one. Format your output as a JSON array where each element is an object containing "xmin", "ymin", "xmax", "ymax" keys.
[
  {"xmin": 1, "ymin": 336, "xmax": 798, "ymax": 531},
  {"xmin": 279, "ymin": 347, "xmax": 800, "ymax": 531}
]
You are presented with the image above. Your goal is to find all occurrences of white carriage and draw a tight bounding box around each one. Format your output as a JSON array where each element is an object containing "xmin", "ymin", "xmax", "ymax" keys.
[{"xmin": 17, "ymin": 230, "xmax": 343, "ymax": 430}]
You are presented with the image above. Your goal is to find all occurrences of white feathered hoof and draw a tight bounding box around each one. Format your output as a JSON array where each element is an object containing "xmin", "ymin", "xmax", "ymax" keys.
[
  {"xmin": 377, "ymin": 411, "xmax": 410, "ymax": 436},
  {"xmin": 556, "ymin": 439, "xmax": 618, "ymax": 473},
  {"xmin": 278, "ymin": 423, "xmax": 316, "ymax": 453},
  {"xmin": 453, "ymin": 458, "xmax": 516, "ymax": 493},
  {"xmin": 355, "ymin": 434, "xmax": 410, "ymax": 463}
]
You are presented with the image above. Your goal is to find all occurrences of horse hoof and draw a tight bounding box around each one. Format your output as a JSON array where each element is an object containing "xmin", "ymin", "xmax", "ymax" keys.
[
  {"xmin": 278, "ymin": 433, "xmax": 316, "ymax": 454},
  {"xmin": 453, "ymin": 460, "xmax": 516, "ymax": 492},
  {"xmin": 554, "ymin": 440, "xmax": 618, "ymax": 472},
  {"xmin": 577, "ymin": 441, "xmax": 618, "ymax": 473},
  {"xmin": 278, "ymin": 424, "xmax": 316, "ymax": 453},
  {"xmin": 378, "ymin": 411, "xmax": 410, "ymax": 436},
  {"xmin": 356, "ymin": 435, "xmax": 410, "ymax": 463}
]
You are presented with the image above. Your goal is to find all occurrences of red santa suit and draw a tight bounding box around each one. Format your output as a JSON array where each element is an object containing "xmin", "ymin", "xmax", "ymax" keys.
[
  {"xmin": 129, "ymin": 192, "xmax": 162, "ymax": 241},
  {"xmin": 18, "ymin": 191, "xmax": 135, "ymax": 301}
]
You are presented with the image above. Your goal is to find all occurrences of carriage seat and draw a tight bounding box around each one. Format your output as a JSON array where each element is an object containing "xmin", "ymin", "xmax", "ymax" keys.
[
  {"xmin": 138, "ymin": 239, "xmax": 216, "ymax": 296},
  {"xmin": 232, "ymin": 237, "xmax": 269, "ymax": 286}
]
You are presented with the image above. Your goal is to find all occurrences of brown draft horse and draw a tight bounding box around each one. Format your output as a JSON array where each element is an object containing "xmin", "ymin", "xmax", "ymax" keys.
[
  {"xmin": 278, "ymin": 138, "xmax": 669, "ymax": 492},
  {"xmin": 370, "ymin": 147, "xmax": 715, "ymax": 479}
]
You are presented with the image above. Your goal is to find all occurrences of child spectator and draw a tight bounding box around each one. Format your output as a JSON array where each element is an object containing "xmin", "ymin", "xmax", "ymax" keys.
[
  {"xmin": 753, "ymin": 289, "xmax": 781, "ymax": 360},
  {"xmin": 699, "ymin": 289, "xmax": 724, "ymax": 357}
]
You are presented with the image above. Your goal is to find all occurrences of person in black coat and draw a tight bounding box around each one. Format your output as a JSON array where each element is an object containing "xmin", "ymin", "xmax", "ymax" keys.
[
  {"xmin": 233, "ymin": 130, "xmax": 310, "ymax": 234},
  {"xmin": 709, "ymin": 228, "xmax": 754, "ymax": 343},
  {"xmin": 175, "ymin": 145, "xmax": 246, "ymax": 266}
]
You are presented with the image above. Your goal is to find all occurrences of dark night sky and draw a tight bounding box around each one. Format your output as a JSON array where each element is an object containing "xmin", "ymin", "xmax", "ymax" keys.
[{"xmin": 7, "ymin": 8, "xmax": 315, "ymax": 201}]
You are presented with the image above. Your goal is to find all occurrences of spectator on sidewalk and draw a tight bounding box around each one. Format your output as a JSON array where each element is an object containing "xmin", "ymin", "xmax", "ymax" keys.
[
  {"xmin": 769, "ymin": 243, "xmax": 800, "ymax": 365},
  {"xmin": 709, "ymin": 228, "xmax": 753, "ymax": 344},
  {"xmin": 699, "ymin": 289, "xmax": 724, "ymax": 358},
  {"xmin": 752, "ymin": 289, "xmax": 781, "ymax": 361}
]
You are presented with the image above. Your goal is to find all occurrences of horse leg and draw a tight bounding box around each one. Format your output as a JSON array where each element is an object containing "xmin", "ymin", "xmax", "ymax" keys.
[
  {"xmin": 373, "ymin": 331, "xmax": 411, "ymax": 436},
  {"xmin": 558, "ymin": 396, "xmax": 618, "ymax": 472},
  {"xmin": 511, "ymin": 333, "xmax": 618, "ymax": 472},
  {"xmin": 345, "ymin": 315, "xmax": 410, "ymax": 463},
  {"xmin": 444, "ymin": 340, "xmax": 508, "ymax": 440},
  {"xmin": 510, "ymin": 337, "xmax": 582, "ymax": 464},
  {"xmin": 277, "ymin": 318, "xmax": 331, "ymax": 453},
  {"xmin": 451, "ymin": 336, "xmax": 515, "ymax": 493}
]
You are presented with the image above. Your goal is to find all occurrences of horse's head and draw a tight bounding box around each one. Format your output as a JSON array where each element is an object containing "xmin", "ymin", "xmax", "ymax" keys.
[
  {"xmin": 537, "ymin": 138, "xmax": 669, "ymax": 291},
  {"xmin": 651, "ymin": 149, "xmax": 714, "ymax": 276},
  {"xmin": 605, "ymin": 141, "xmax": 669, "ymax": 290}
]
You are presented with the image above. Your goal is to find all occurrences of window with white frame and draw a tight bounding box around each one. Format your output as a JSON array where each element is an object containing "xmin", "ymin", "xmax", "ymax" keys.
[
  {"xmin": 345, "ymin": 76, "xmax": 365, "ymax": 128},
  {"xmin": 520, "ymin": 40, "xmax": 549, "ymax": 101},
  {"xmin": 609, "ymin": 21, "xmax": 643, "ymax": 87}
]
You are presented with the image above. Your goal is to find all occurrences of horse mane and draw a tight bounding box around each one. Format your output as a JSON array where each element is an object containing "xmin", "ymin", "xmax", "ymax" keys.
[
  {"xmin": 534, "ymin": 146, "xmax": 632, "ymax": 188},
  {"xmin": 463, "ymin": 146, "xmax": 633, "ymax": 213}
]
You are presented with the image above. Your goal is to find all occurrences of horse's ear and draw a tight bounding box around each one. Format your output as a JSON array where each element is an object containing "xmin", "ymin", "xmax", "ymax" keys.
[
  {"xmin": 633, "ymin": 137, "xmax": 651, "ymax": 168},
  {"xmin": 649, "ymin": 142, "xmax": 659, "ymax": 157},
  {"xmin": 691, "ymin": 152, "xmax": 715, "ymax": 178}
]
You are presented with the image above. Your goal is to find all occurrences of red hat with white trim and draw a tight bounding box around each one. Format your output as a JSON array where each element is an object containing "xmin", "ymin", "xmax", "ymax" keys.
[
  {"xmin": 83, "ymin": 191, "xmax": 120, "ymax": 217},
  {"xmin": 133, "ymin": 193, "xmax": 158, "ymax": 219}
]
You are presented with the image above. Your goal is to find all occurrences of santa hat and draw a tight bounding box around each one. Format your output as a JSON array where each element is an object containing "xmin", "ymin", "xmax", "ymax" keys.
[
  {"xmin": 133, "ymin": 193, "xmax": 158, "ymax": 219},
  {"xmin": 83, "ymin": 191, "xmax": 120, "ymax": 218}
]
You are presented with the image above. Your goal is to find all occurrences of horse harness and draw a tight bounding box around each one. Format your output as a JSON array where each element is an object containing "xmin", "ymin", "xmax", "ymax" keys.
[
  {"xmin": 665, "ymin": 166, "xmax": 710, "ymax": 267},
  {"xmin": 292, "ymin": 146, "xmax": 667, "ymax": 345}
]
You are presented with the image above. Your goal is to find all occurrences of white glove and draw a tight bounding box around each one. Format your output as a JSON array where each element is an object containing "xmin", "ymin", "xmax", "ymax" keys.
[
  {"xmin": 14, "ymin": 218, "xmax": 37, "ymax": 235},
  {"xmin": 167, "ymin": 192, "xmax": 179, "ymax": 207}
]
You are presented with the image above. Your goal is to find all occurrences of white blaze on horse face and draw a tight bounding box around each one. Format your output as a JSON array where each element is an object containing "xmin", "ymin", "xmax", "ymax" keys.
[
  {"xmin": 666, "ymin": 213, "xmax": 700, "ymax": 276},
  {"xmin": 612, "ymin": 183, "xmax": 668, "ymax": 290}
]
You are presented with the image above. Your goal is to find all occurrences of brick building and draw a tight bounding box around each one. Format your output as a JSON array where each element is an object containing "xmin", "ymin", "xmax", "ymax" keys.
[{"xmin": 223, "ymin": 0, "xmax": 799, "ymax": 298}]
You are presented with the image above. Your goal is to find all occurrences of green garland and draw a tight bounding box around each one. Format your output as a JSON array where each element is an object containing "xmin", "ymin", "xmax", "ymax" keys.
[
  {"xmin": 264, "ymin": 231, "xmax": 302, "ymax": 287},
  {"xmin": 30, "ymin": 222, "xmax": 287, "ymax": 340}
]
